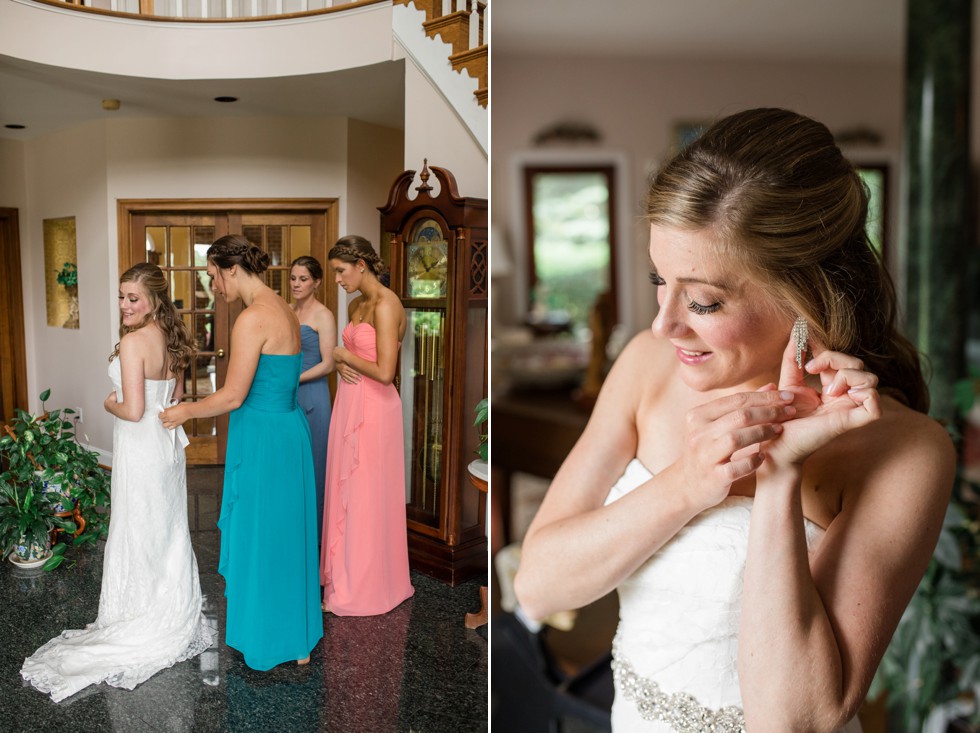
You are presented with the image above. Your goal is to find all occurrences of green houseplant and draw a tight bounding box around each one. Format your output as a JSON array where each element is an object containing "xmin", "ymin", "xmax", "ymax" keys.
[
  {"xmin": 869, "ymin": 370, "xmax": 980, "ymax": 731},
  {"xmin": 0, "ymin": 388, "xmax": 111, "ymax": 568},
  {"xmin": 0, "ymin": 470, "xmax": 75, "ymax": 566},
  {"xmin": 56, "ymin": 262, "xmax": 80, "ymax": 329},
  {"xmin": 473, "ymin": 397, "xmax": 488, "ymax": 462}
]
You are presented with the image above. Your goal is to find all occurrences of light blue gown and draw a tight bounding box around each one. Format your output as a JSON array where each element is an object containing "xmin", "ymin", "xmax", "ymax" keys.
[
  {"xmin": 297, "ymin": 324, "xmax": 332, "ymax": 544},
  {"xmin": 218, "ymin": 353, "xmax": 323, "ymax": 670}
]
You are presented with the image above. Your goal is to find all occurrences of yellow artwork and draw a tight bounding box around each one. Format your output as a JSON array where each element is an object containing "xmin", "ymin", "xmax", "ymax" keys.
[{"xmin": 43, "ymin": 217, "xmax": 79, "ymax": 329}]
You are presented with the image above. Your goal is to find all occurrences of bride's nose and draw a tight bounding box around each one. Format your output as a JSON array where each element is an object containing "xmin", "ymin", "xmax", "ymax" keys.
[{"xmin": 651, "ymin": 293, "xmax": 688, "ymax": 339}]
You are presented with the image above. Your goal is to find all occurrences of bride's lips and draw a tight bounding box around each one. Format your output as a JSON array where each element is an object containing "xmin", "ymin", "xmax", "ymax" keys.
[{"xmin": 674, "ymin": 346, "xmax": 712, "ymax": 366}]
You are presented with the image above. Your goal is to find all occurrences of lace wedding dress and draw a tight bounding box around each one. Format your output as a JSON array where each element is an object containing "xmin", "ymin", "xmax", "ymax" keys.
[
  {"xmin": 605, "ymin": 459, "xmax": 862, "ymax": 732},
  {"xmin": 21, "ymin": 358, "xmax": 215, "ymax": 702}
]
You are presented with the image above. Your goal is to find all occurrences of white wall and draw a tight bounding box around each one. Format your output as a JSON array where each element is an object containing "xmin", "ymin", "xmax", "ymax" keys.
[
  {"xmin": 491, "ymin": 54, "xmax": 904, "ymax": 336},
  {"xmin": 16, "ymin": 115, "xmax": 367, "ymax": 454},
  {"xmin": 403, "ymin": 61, "xmax": 488, "ymax": 200},
  {"xmin": 346, "ymin": 118, "xmax": 404, "ymax": 248},
  {"xmin": 0, "ymin": 0, "xmax": 393, "ymax": 80},
  {"xmin": 340, "ymin": 118, "xmax": 405, "ymax": 326},
  {"xmin": 20, "ymin": 122, "xmax": 110, "ymax": 454}
]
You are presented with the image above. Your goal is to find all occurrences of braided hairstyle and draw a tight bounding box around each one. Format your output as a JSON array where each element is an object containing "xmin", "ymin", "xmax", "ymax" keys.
[
  {"xmin": 207, "ymin": 234, "xmax": 270, "ymax": 275},
  {"xmin": 327, "ymin": 235, "xmax": 386, "ymax": 278},
  {"xmin": 110, "ymin": 262, "xmax": 196, "ymax": 373}
]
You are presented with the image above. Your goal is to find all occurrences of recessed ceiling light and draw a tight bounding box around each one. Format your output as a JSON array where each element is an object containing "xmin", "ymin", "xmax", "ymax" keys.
[
  {"xmin": 214, "ymin": 96, "xmax": 238, "ymax": 103},
  {"xmin": 4, "ymin": 124, "xmax": 26, "ymax": 129}
]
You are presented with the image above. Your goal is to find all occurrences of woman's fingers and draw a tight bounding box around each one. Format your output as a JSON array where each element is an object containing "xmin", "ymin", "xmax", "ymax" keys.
[
  {"xmin": 689, "ymin": 389, "xmax": 795, "ymax": 426},
  {"xmin": 822, "ymin": 367, "xmax": 879, "ymax": 397},
  {"xmin": 804, "ymin": 349, "xmax": 865, "ymax": 375}
]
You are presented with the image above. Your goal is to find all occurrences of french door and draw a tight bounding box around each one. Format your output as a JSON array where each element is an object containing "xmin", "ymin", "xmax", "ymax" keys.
[{"xmin": 119, "ymin": 200, "xmax": 338, "ymax": 465}]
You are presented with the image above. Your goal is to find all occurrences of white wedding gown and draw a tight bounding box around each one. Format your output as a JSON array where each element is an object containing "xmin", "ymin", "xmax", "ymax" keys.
[
  {"xmin": 605, "ymin": 459, "xmax": 862, "ymax": 733},
  {"xmin": 21, "ymin": 359, "xmax": 215, "ymax": 702}
]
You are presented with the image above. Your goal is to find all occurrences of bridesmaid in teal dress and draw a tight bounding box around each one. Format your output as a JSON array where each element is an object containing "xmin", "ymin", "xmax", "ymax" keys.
[
  {"xmin": 161, "ymin": 235, "xmax": 322, "ymax": 670},
  {"xmin": 289, "ymin": 256, "xmax": 336, "ymax": 545}
]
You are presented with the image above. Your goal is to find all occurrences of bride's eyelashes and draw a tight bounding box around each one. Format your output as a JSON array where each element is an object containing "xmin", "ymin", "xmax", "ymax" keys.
[{"xmin": 649, "ymin": 271, "xmax": 722, "ymax": 315}]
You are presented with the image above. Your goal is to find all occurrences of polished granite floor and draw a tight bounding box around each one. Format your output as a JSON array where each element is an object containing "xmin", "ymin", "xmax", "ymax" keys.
[{"xmin": 1, "ymin": 467, "xmax": 488, "ymax": 733}]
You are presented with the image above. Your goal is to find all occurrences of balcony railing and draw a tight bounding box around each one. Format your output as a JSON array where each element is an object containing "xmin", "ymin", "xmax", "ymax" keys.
[
  {"xmin": 28, "ymin": 0, "xmax": 489, "ymax": 108},
  {"xmin": 32, "ymin": 0, "xmax": 384, "ymax": 21}
]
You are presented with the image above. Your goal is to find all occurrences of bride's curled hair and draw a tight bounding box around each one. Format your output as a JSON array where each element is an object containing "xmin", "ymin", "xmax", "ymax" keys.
[{"xmin": 110, "ymin": 263, "xmax": 196, "ymax": 373}]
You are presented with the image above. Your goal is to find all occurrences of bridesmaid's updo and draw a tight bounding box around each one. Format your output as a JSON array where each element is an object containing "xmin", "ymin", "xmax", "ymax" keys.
[
  {"xmin": 328, "ymin": 235, "xmax": 385, "ymax": 277},
  {"xmin": 290, "ymin": 255, "xmax": 323, "ymax": 281},
  {"xmin": 208, "ymin": 234, "xmax": 270, "ymax": 275}
]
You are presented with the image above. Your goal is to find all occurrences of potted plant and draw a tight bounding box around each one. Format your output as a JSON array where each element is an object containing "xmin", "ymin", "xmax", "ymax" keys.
[
  {"xmin": 0, "ymin": 468, "xmax": 75, "ymax": 567},
  {"xmin": 869, "ymin": 371, "xmax": 980, "ymax": 731},
  {"xmin": 56, "ymin": 261, "xmax": 79, "ymax": 329},
  {"xmin": 473, "ymin": 397, "xmax": 488, "ymax": 462},
  {"xmin": 0, "ymin": 388, "xmax": 111, "ymax": 567}
]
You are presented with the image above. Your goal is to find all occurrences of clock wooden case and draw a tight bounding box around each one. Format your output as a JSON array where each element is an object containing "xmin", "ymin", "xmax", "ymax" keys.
[{"xmin": 380, "ymin": 162, "xmax": 488, "ymax": 586}]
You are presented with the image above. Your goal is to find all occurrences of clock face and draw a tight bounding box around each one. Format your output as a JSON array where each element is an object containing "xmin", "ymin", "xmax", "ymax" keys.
[{"xmin": 407, "ymin": 242, "xmax": 448, "ymax": 299}]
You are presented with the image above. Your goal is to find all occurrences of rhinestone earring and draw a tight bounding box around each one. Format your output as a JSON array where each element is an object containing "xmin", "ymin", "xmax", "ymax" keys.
[{"xmin": 792, "ymin": 316, "xmax": 808, "ymax": 370}]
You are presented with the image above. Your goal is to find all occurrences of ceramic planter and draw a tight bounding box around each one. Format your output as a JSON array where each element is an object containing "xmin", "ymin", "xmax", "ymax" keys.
[
  {"xmin": 11, "ymin": 532, "xmax": 52, "ymax": 567},
  {"xmin": 37, "ymin": 471, "xmax": 74, "ymax": 513}
]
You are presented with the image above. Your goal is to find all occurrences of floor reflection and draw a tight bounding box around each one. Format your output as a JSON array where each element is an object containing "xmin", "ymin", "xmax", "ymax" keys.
[{"xmin": 1, "ymin": 468, "xmax": 487, "ymax": 732}]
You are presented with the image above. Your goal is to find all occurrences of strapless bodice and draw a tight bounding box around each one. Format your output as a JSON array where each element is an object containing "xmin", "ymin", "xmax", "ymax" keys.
[
  {"xmin": 342, "ymin": 321, "xmax": 377, "ymax": 360},
  {"xmin": 108, "ymin": 356, "xmax": 177, "ymax": 415},
  {"xmin": 605, "ymin": 460, "xmax": 859, "ymax": 732},
  {"xmin": 299, "ymin": 325, "xmax": 322, "ymax": 372},
  {"xmin": 243, "ymin": 354, "xmax": 302, "ymax": 413}
]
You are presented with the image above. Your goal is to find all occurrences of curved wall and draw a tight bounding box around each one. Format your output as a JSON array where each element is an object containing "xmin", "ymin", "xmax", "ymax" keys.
[{"xmin": 0, "ymin": 0, "xmax": 393, "ymax": 80}]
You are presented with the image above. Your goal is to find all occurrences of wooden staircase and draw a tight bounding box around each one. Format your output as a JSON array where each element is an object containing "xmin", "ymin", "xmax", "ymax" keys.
[{"xmin": 394, "ymin": 0, "xmax": 487, "ymax": 108}]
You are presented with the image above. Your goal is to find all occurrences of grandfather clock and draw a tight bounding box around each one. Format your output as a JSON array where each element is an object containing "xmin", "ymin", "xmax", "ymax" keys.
[{"xmin": 380, "ymin": 161, "xmax": 488, "ymax": 585}]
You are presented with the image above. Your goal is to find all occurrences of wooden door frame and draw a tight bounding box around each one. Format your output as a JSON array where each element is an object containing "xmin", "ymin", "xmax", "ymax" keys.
[
  {"xmin": 0, "ymin": 208, "xmax": 28, "ymax": 424},
  {"xmin": 117, "ymin": 198, "xmax": 339, "ymax": 464},
  {"xmin": 117, "ymin": 199, "xmax": 339, "ymax": 273}
]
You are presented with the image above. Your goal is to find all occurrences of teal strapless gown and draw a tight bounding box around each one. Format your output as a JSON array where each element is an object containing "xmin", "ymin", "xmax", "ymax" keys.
[{"xmin": 218, "ymin": 353, "xmax": 323, "ymax": 670}]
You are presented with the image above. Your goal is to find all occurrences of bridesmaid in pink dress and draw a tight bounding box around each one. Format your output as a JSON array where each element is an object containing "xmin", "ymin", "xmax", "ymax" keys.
[{"xmin": 320, "ymin": 235, "xmax": 415, "ymax": 616}]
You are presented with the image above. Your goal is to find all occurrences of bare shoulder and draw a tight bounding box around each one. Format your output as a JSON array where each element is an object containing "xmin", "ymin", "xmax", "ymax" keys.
[
  {"xmin": 828, "ymin": 397, "xmax": 955, "ymax": 509},
  {"xmin": 346, "ymin": 295, "xmax": 364, "ymax": 320},
  {"xmin": 589, "ymin": 330, "xmax": 673, "ymax": 420},
  {"xmin": 607, "ymin": 331, "xmax": 677, "ymax": 397},
  {"xmin": 120, "ymin": 324, "xmax": 160, "ymax": 352},
  {"xmin": 312, "ymin": 301, "xmax": 335, "ymax": 328},
  {"xmin": 377, "ymin": 289, "xmax": 405, "ymax": 315},
  {"xmin": 612, "ymin": 329, "xmax": 670, "ymax": 370}
]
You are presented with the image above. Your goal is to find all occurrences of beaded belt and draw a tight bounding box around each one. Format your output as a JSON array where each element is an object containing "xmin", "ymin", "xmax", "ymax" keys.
[{"xmin": 611, "ymin": 638, "xmax": 746, "ymax": 733}]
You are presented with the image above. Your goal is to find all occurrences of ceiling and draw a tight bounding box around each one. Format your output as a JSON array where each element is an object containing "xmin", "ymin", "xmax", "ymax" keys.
[
  {"xmin": 492, "ymin": 0, "xmax": 909, "ymax": 63},
  {"xmin": 0, "ymin": 53, "xmax": 405, "ymax": 141}
]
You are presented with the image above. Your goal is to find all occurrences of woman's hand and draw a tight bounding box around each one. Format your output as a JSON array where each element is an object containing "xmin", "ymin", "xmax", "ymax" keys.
[
  {"xmin": 333, "ymin": 347, "xmax": 361, "ymax": 384},
  {"xmin": 160, "ymin": 402, "xmax": 191, "ymax": 430},
  {"xmin": 672, "ymin": 389, "xmax": 797, "ymax": 510},
  {"xmin": 104, "ymin": 391, "xmax": 118, "ymax": 413},
  {"xmin": 763, "ymin": 334, "xmax": 881, "ymax": 468}
]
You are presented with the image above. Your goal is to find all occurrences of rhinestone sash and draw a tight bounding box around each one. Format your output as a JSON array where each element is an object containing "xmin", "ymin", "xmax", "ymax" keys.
[{"xmin": 611, "ymin": 638, "xmax": 746, "ymax": 733}]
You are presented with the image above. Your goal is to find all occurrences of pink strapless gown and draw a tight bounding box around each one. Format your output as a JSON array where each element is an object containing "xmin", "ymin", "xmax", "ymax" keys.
[{"xmin": 320, "ymin": 322, "xmax": 415, "ymax": 615}]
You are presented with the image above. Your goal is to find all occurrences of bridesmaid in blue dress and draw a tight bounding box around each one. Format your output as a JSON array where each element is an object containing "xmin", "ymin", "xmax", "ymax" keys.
[
  {"xmin": 289, "ymin": 256, "xmax": 336, "ymax": 544},
  {"xmin": 161, "ymin": 235, "xmax": 322, "ymax": 670}
]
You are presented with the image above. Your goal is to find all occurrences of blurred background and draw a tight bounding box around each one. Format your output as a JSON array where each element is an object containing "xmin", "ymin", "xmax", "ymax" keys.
[{"xmin": 489, "ymin": 1, "xmax": 980, "ymax": 731}]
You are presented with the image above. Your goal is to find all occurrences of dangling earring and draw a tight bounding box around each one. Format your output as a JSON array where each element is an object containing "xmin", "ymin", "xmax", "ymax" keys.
[{"xmin": 792, "ymin": 316, "xmax": 808, "ymax": 370}]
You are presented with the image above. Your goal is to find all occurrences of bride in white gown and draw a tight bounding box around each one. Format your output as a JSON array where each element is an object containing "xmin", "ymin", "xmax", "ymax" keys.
[
  {"xmin": 21, "ymin": 263, "xmax": 215, "ymax": 703},
  {"xmin": 514, "ymin": 109, "xmax": 955, "ymax": 732}
]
